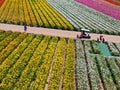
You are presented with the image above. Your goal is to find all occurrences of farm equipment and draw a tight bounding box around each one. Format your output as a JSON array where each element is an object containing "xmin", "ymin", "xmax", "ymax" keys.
[{"xmin": 77, "ymin": 28, "xmax": 91, "ymax": 39}]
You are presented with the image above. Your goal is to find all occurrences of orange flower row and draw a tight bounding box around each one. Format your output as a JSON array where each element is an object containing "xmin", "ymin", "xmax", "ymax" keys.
[{"xmin": 105, "ymin": 0, "xmax": 120, "ymax": 6}]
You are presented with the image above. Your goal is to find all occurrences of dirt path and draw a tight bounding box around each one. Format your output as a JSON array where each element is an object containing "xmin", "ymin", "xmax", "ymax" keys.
[{"xmin": 0, "ymin": 23, "xmax": 120, "ymax": 43}]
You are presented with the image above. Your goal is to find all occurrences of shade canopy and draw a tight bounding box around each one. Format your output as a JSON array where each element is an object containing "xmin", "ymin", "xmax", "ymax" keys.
[{"xmin": 81, "ymin": 28, "xmax": 90, "ymax": 32}]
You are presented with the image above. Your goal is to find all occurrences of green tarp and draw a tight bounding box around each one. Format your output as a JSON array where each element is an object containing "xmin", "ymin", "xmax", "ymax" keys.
[{"xmin": 98, "ymin": 42, "xmax": 111, "ymax": 56}]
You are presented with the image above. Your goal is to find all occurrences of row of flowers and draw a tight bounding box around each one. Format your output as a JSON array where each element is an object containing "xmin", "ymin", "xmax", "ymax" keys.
[
  {"xmin": 76, "ymin": 40, "xmax": 89, "ymax": 89},
  {"xmin": 0, "ymin": 34, "xmax": 36, "ymax": 90},
  {"xmin": 0, "ymin": 34, "xmax": 35, "ymax": 83},
  {"xmin": 96, "ymin": 56, "xmax": 117, "ymax": 90},
  {"xmin": 12, "ymin": 0, "xmax": 19, "ymax": 24},
  {"xmin": 115, "ymin": 57, "xmax": 120, "ymax": 70},
  {"xmin": 19, "ymin": 0, "xmax": 25, "ymax": 25},
  {"xmin": 0, "ymin": 30, "xmax": 76, "ymax": 89},
  {"xmin": 22, "ymin": 0, "xmax": 31, "ymax": 25},
  {"xmin": 48, "ymin": 38, "xmax": 66, "ymax": 90},
  {"xmin": 62, "ymin": 39, "xmax": 75, "ymax": 90},
  {"xmin": 25, "ymin": 0, "xmax": 37, "ymax": 26},
  {"xmin": 29, "ymin": 0, "xmax": 43, "ymax": 26},
  {"xmin": 76, "ymin": 40, "xmax": 120, "ymax": 89},
  {"xmin": 84, "ymin": 41, "xmax": 102, "ymax": 90},
  {"xmin": 107, "ymin": 42, "xmax": 120, "ymax": 56},
  {"xmin": 47, "ymin": 0, "xmax": 120, "ymax": 35},
  {"xmin": 76, "ymin": 0, "xmax": 120, "ymax": 20},
  {"xmin": 0, "ymin": 32, "xmax": 27, "ymax": 64},
  {"xmin": 114, "ymin": 43, "xmax": 120, "ymax": 54},
  {"xmin": 90, "ymin": 40, "xmax": 101, "ymax": 54},
  {"xmin": 0, "ymin": 0, "xmax": 74, "ymax": 30},
  {"xmin": 0, "ymin": 0, "xmax": 11, "ymax": 22},
  {"xmin": 0, "ymin": 32, "xmax": 20, "ymax": 52},
  {"xmin": 0, "ymin": 0, "xmax": 4, "ymax": 6},
  {"xmin": 105, "ymin": 0, "xmax": 120, "ymax": 6},
  {"xmin": 14, "ymin": 35, "xmax": 50, "ymax": 90},
  {"xmin": 30, "ymin": 36, "xmax": 58, "ymax": 90},
  {"xmin": 0, "ymin": 30, "xmax": 12, "ymax": 42},
  {"xmin": 84, "ymin": 40, "xmax": 93, "ymax": 53},
  {"xmin": 6, "ymin": 0, "xmax": 15, "ymax": 23},
  {"xmin": 107, "ymin": 57, "xmax": 120, "ymax": 89}
]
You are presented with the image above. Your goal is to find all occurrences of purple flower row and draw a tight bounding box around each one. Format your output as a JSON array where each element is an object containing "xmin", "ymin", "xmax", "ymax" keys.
[{"xmin": 75, "ymin": 0, "xmax": 120, "ymax": 20}]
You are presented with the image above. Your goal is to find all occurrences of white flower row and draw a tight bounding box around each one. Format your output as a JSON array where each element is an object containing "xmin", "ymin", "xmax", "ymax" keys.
[
  {"xmin": 107, "ymin": 57, "xmax": 120, "ymax": 88},
  {"xmin": 76, "ymin": 40, "xmax": 89, "ymax": 89},
  {"xmin": 115, "ymin": 43, "xmax": 120, "ymax": 52},
  {"xmin": 86, "ymin": 55, "xmax": 101, "ymax": 90},
  {"xmin": 107, "ymin": 42, "xmax": 119, "ymax": 56},
  {"xmin": 96, "ymin": 56, "xmax": 117, "ymax": 90},
  {"xmin": 47, "ymin": 0, "xmax": 120, "ymax": 33},
  {"xmin": 91, "ymin": 41, "xmax": 101, "ymax": 54},
  {"xmin": 84, "ymin": 41, "xmax": 102, "ymax": 89}
]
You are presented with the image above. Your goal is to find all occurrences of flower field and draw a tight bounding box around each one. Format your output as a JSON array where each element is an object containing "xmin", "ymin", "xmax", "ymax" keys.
[
  {"xmin": 0, "ymin": 0, "xmax": 120, "ymax": 89},
  {"xmin": 0, "ymin": 0, "xmax": 120, "ymax": 35},
  {"xmin": 0, "ymin": 30, "xmax": 75, "ymax": 90},
  {"xmin": 76, "ymin": 40, "xmax": 120, "ymax": 90},
  {"xmin": 76, "ymin": 0, "xmax": 120, "ymax": 20},
  {"xmin": 0, "ymin": 30, "xmax": 120, "ymax": 90},
  {"xmin": 0, "ymin": 0, "xmax": 74, "ymax": 30},
  {"xmin": 47, "ymin": 0, "xmax": 120, "ymax": 35}
]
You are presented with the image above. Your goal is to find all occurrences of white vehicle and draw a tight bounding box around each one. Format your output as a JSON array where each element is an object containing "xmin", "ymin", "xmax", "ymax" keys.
[{"xmin": 77, "ymin": 29, "xmax": 91, "ymax": 39}]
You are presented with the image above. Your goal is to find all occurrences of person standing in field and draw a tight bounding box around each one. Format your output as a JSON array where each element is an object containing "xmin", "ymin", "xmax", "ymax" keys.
[
  {"xmin": 100, "ymin": 34, "xmax": 103, "ymax": 42},
  {"xmin": 102, "ymin": 38, "xmax": 105, "ymax": 43}
]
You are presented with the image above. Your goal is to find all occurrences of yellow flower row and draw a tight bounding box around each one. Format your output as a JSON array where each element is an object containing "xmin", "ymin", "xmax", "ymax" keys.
[
  {"xmin": 29, "ymin": 0, "xmax": 43, "ymax": 26},
  {"xmin": 13, "ymin": 35, "xmax": 51, "ymax": 90},
  {"xmin": 0, "ymin": 0, "xmax": 74, "ymax": 30},
  {"xmin": 25, "ymin": 0, "xmax": 37, "ymax": 26},
  {"xmin": 63, "ymin": 39, "xmax": 75, "ymax": 90},
  {"xmin": 0, "ymin": 0, "xmax": 10, "ymax": 22},
  {"xmin": 19, "ymin": 0, "xmax": 24, "ymax": 24},
  {"xmin": 30, "ymin": 37, "xmax": 58, "ymax": 90},
  {"xmin": 13, "ymin": 0, "xmax": 19, "ymax": 23},
  {"xmin": 0, "ymin": 30, "xmax": 76, "ymax": 89},
  {"xmin": 23, "ymin": 0, "xmax": 31, "ymax": 25},
  {"xmin": 0, "ymin": 34, "xmax": 36, "ymax": 83},
  {"xmin": 0, "ymin": 34, "xmax": 36, "ymax": 90},
  {"xmin": 41, "ymin": 0, "xmax": 74, "ymax": 29},
  {"xmin": 7, "ymin": 0, "xmax": 15, "ymax": 23},
  {"xmin": 0, "ymin": 32, "xmax": 27, "ymax": 64},
  {"xmin": 48, "ymin": 38, "xmax": 66, "ymax": 90},
  {"xmin": 0, "ymin": 31, "xmax": 12, "ymax": 42},
  {"xmin": 0, "ymin": 32, "xmax": 19, "ymax": 52}
]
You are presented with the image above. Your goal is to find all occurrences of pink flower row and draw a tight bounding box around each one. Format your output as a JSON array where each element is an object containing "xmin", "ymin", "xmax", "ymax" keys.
[{"xmin": 75, "ymin": 0, "xmax": 120, "ymax": 20}]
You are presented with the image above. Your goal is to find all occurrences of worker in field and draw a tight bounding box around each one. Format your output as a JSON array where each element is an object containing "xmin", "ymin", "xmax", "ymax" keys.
[
  {"xmin": 102, "ymin": 38, "xmax": 105, "ymax": 43},
  {"xmin": 24, "ymin": 24, "xmax": 27, "ymax": 32},
  {"xmin": 100, "ymin": 34, "xmax": 103, "ymax": 42},
  {"xmin": 97, "ymin": 37, "xmax": 99, "ymax": 42}
]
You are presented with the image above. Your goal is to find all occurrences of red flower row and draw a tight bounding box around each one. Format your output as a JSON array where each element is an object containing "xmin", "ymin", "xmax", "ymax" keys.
[
  {"xmin": 105, "ymin": 0, "xmax": 120, "ymax": 6},
  {"xmin": 0, "ymin": 0, "xmax": 4, "ymax": 6}
]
